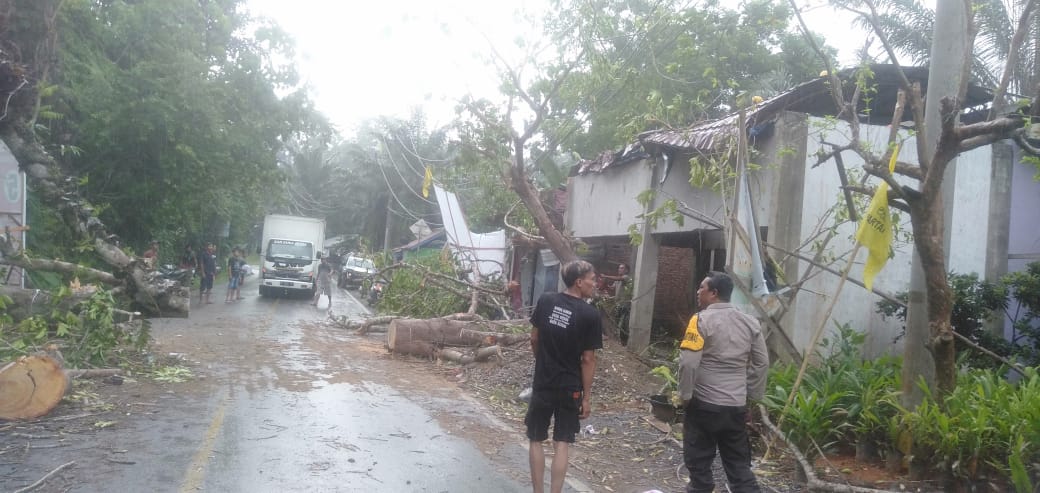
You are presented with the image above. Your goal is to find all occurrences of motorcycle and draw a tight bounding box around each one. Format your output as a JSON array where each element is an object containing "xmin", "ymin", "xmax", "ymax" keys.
[
  {"xmin": 366, "ymin": 279, "xmax": 385, "ymax": 306},
  {"xmin": 158, "ymin": 264, "xmax": 194, "ymax": 284}
]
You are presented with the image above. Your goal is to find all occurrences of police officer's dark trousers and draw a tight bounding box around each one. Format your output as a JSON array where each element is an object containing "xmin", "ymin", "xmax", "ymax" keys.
[{"xmin": 683, "ymin": 400, "xmax": 760, "ymax": 493}]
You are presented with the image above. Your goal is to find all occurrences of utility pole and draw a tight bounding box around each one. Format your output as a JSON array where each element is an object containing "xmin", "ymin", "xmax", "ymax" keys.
[{"xmin": 902, "ymin": 0, "xmax": 970, "ymax": 408}]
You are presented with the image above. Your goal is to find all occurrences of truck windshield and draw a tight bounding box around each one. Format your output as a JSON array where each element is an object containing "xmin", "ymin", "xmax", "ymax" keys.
[{"xmin": 267, "ymin": 240, "xmax": 313, "ymax": 260}]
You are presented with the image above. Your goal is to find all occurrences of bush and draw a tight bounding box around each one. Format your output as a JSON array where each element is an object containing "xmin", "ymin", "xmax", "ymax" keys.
[
  {"xmin": 902, "ymin": 368, "xmax": 1040, "ymax": 485},
  {"xmin": 762, "ymin": 323, "xmax": 897, "ymax": 459},
  {"xmin": 877, "ymin": 264, "xmax": 1040, "ymax": 368},
  {"xmin": 765, "ymin": 324, "xmax": 1040, "ymax": 490},
  {"xmin": 0, "ymin": 289, "xmax": 149, "ymax": 367}
]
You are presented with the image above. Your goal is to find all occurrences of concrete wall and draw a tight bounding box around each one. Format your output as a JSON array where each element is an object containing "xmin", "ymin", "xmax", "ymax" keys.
[
  {"xmin": 568, "ymin": 111, "xmax": 1009, "ymax": 359},
  {"xmin": 568, "ymin": 154, "xmax": 732, "ymax": 238},
  {"xmin": 785, "ymin": 116, "xmax": 996, "ymax": 358},
  {"xmin": 1004, "ymin": 149, "xmax": 1040, "ymax": 339},
  {"xmin": 568, "ymin": 160, "xmax": 654, "ymax": 238}
]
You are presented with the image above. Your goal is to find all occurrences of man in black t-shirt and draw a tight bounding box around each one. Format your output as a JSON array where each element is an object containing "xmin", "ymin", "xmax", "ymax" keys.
[{"xmin": 526, "ymin": 260, "xmax": 603, "ymax": 493}]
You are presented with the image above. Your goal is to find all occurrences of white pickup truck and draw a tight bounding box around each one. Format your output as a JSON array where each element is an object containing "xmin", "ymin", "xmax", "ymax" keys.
[{"xmin": 258, "ymin": 214, "xmax": 325, "ymax": 298}]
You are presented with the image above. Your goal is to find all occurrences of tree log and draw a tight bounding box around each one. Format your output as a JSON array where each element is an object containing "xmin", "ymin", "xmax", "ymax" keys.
[
  {"xmin": 332, "ymin": 315, "xmax": 401, "ymax": 334},
  {"xmin": 0, "ymin": 355, "xmax": 69, "ymax": 420},
  {"xmin": 0, "ymin": 124, "xmax": 189, "ymax": 318},
  {"xmin": 388, "ymin": 340, "xmax": 439, "ymax": 359},
  {"xmin": 440, "ymin": 345, "xmax": 502, "ymax": 364},
  {"xmin": 66, "ymin": 368, "xmax": 121, "ymax": 379},
  {"xmin": 386, "ymin": 318, "xmax": 529, "ymax": 354},
  {"xmin": 0, "ymin": 285, "xmax": 98, "ymax": 322}
]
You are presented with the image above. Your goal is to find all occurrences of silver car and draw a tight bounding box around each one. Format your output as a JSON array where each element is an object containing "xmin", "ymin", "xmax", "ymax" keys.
[{"xmin": 338, "ymin": 256, "xmax": 375, "ymax": 288}]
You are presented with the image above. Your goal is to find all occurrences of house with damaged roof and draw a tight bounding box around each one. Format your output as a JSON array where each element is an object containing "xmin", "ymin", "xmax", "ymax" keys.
[{"xmin": 567, "ymin": 64, "xmax": 1040, "ymax": 360}]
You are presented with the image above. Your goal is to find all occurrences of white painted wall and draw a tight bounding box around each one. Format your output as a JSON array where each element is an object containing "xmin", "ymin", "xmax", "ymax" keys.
[
  {"xmin": 787, "ymin": 117, "xmax": 994, "ymax": 357},
  {"xmin": 568, "ymin": 113, "xmax": 1000, "ymax": 359},
  {"xmin": 567, "ymin": 161, "xmax": 654, "ymax": 238},
  {"xmin": 653, "ymin": 156, "xmax": 731, "ymax": 233}
]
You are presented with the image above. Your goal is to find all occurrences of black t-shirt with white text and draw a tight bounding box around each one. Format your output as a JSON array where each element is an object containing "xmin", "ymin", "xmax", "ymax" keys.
[{"xmin": 529, "ymin": 292, "xmax": 603, "ymax": 391}]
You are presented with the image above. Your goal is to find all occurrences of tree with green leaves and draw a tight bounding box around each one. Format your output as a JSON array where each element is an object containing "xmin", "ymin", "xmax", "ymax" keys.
[
  {"xmin": 459, "ymin": 0, "xmax": 837, "ymax": 266},
  {"xmin": 790, "ymin": 0, "xmax": 1040, "ymax": 399},
  {"xmin": 0, "ymin": 0, "xmax": 322, "ymax": 317}
]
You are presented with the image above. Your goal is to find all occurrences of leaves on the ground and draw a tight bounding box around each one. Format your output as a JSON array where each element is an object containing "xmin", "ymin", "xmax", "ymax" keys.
[{"xmin": 150, "ymin": 366, "xmax": 193, "ymax": 383}]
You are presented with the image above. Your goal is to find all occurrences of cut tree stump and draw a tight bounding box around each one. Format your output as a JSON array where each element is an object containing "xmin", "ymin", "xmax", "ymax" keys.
[
  {"xmin": 0, "ymin": 355, "xmax": 70, "ymax": 420},
  {"xmin": 387, "ymin": 318, "xmax": 529, "ymax": 356}
]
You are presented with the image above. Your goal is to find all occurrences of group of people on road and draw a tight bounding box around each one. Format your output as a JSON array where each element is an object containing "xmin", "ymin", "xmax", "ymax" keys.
[
  {"xmin": 167, "ymin": 242, "xmax": 250, "ymax": 306},
  {"xmin": 526, "ymin": 260, "xmax": 768, "ymax": 493}
]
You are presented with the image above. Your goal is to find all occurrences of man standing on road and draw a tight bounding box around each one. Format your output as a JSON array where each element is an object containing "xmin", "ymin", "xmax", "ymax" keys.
[
  {"xmin": 526, "ymin": 260, "xmax": 603, "ymax": 493},
  {"xmin": 311, "ymin": 254, "xmax": 333, "ymax": 308},
  {"xmin": 199, "ymin": 243, "xmax": 217, "ymax": 305},
  {"xmin": 679, "ymin": 272, "xmax": 769, "ymax": 493}
]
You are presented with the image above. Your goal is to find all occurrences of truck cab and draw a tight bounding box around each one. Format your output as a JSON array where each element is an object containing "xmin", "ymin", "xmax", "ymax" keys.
[
  {"xmin": 258, "ymin": 214, "xmax": 326, "ymax": 298},
  {"xmin": 259, "ymin": 239, "xmax": 317, "ymax": 296}
]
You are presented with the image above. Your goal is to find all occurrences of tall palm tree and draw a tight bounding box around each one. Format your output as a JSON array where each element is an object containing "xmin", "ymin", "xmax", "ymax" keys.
[{"xmin": 846, "ymin": 0, "xmax": 1037, "ymax": 98}]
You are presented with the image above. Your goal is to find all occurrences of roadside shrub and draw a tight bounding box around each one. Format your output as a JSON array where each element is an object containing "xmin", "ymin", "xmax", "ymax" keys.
[
  {"xmin": 877, "ymin": 264, "xmax": 1040, "ymax": 368},
  {"xmin": 762, "ymin": 323, "xmax": 885, "ymax": 459},
  {"xmin": 379, "ymin": 253, "xmax": 471, "ymax": 318},
  {"xmin": 902, "ymin": 368, "xmax": 1040, "ymax": 486},
  {"xmin": 0, "ymin": 288, "xmax": 149, "ymax": 367},
  {"xmin": 766, "ymin": 322, "xmax": 1040, "ymax": 490}
]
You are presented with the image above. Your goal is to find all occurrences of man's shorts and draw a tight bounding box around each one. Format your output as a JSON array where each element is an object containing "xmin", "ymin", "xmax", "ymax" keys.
[
  {"xmin": 228, "ymin": 275, "xmax": 240, "ymax": 289},
  {"xmin": 525, "ymin": 389, "xmax": 582, "ymax": 443}
]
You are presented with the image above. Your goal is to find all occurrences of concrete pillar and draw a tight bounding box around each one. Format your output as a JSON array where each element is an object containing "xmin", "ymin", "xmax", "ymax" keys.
[
  {"xmin": 627, "ymin": 156, "xmax": 662, "ymax": 353},
  {"xmin": 985, "ymin": 142, "xmax": 1014, "ymax": 335},
  {"xmin": 628, "ymin": 229, "xmax": 660, "ymax": 353}
]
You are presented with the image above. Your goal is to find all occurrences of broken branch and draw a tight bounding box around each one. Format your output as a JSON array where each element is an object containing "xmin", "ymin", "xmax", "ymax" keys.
[{"xmin": 12, "ymin": 461, "xmax": 76, "ymax": 493}]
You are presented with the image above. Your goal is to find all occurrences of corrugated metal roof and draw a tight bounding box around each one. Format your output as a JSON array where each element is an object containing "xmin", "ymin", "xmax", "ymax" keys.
[{"xmin": 577, "ymin": 64, "xmax": 994, "ymax": 173}]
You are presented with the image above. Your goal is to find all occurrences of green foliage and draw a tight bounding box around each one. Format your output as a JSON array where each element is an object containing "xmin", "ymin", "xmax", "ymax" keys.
[
  {"xmin": 3, "ymin": 0, "xmax": 324, "ymax": 256},
  {"xmin": 0, "ymin": 289, "xmax": 149, "ymax": 367},
  {"xmin": 150, "ymin": 365, "xmax": 194, "ymax": 383},
  {"xmin": 544, "ymin": 0, "xmax": 835, "ymax": 156},
  {"xmin": 766, "ymin": 323, "xmax": 1040, "ymax": 487},
  {"xmin": 1008, "ymin": 435, "xmax": 1035, "ymax": 493},
  {"xmin": 765, "ymin": 324, "xmax": 899, "ymax": 460},
  {"xmin": 1002, "ymin": 262, "xmax": 1040, "ymax": 365},
  {"xmin": 902, "ymin": 368, "xmax": 1040, "ymax": 482},
  {"xmin": 650, "ymin": 365, "xmax": 678, "ymax": 391},
  {"xmin": 378, "ymin": 254, "xmax": 470, "ymax": 318},
  {"xmin": 876, "ymin": 266, "xmax": 1040, "ymax": 367}
]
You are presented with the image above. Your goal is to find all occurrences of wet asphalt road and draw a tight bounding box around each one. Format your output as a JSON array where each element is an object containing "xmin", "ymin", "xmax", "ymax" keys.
[{"xmin": 116, "ymin": 277, "xmax": 535, "ymax": 492}]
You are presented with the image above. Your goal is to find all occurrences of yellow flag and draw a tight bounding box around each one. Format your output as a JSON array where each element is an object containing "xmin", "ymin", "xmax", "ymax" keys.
[
  {"xmin": 855, "ymin": 146, "xmax": 899, "ymax": 290},
  {"xmin": 422, "ymin": 166, "xmax": 433, "ymax": 198}
]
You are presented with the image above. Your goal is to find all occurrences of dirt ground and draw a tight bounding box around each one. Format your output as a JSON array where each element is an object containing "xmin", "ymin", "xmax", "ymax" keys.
[
  {"xmin": 1, "ymin": 310, "xmax": 932, "ymax": 493},
  {"xmin": 433, "ymin": 330, "xmax": 942, "ymax": 493}
]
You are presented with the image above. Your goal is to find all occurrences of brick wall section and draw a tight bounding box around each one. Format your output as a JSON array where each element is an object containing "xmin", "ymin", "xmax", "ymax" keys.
[{"xmin": 654, "ymin": 246, "xmax": 694, "ymax": 338}]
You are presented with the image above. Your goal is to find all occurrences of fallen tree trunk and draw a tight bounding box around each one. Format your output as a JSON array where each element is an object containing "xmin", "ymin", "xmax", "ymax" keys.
[
  {"xmin": 389, "ymin": 340, "xmax": 439, "ymax": 360},
  {"xmin": 66, "ymin": 368, "xmax": 121, "ymax": 379},
  {"xmin": 387, "ymin": 318, "xmax": 529, "ymax": 354},
  {"xmin": 0, "ymin": 285, "xmax": 98, "ymax": 322},
  {"xmin": 0, "ymin": 355, "xmax": 69, "ymax": 420},
  {"xmin": 0, "ymin": 122, "xmax": 189, "ymax": 318},
  {"xmin": 440, "ymin": 345, "xmax": 502, "ymax": 364},
  {"xmin": 332, "ymin": 315, "xmax": 401, "ymax": 334}
]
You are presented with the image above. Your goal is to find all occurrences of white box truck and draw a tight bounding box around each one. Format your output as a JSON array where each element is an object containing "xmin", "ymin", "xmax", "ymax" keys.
[{"xmin": 258, "ymin": 214, "xmax": 326, "ymax": 298}]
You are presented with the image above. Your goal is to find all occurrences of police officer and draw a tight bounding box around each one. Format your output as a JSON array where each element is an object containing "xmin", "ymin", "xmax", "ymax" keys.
[{"xmin": 679, "ymin": 271, "xmax": 769, "ymax": 493}]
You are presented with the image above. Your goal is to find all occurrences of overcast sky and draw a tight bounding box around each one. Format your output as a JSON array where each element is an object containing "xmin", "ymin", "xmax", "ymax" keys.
[{"xmin": 244, "ymin": 0, "xmax": 934, "ymax": 133}]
